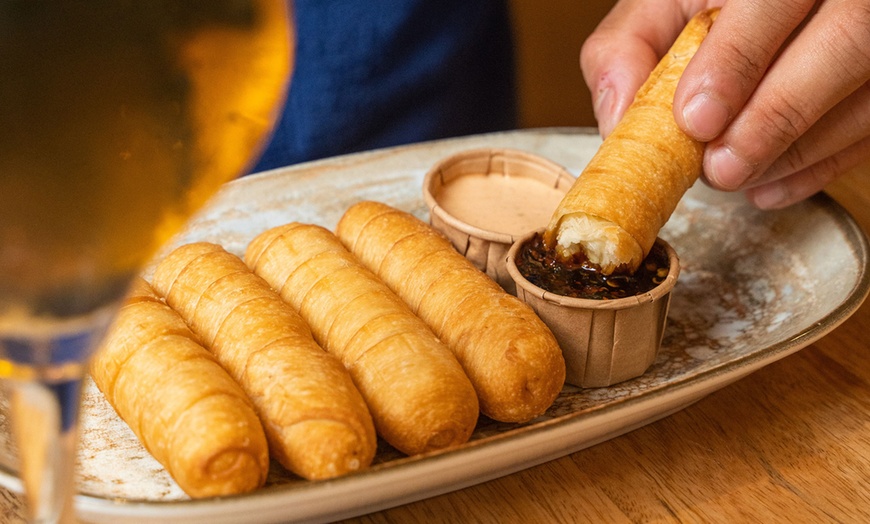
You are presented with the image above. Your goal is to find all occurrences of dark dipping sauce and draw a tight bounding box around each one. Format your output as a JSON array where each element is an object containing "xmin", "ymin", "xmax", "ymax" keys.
[{"xmin": 517, "ymin": 233, "xmax": 670, "ymax": 300}]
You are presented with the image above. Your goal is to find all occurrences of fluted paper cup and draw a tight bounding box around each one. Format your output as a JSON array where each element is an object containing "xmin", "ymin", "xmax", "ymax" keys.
[
  {"xmin": 423, "ymin": 148, "xmax": 574, "ymax": 294},
  {"xmin": 506, "ymin": 229, "xmax": 680, "ymax": 388}
]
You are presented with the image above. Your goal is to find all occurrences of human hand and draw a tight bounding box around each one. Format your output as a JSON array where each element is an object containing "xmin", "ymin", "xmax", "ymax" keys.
[{"xmin": 581, "ymin": 0, "xmax": 870, "ymax": 209}]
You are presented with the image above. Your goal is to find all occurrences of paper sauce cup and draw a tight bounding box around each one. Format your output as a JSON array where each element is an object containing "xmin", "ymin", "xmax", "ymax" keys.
[
  {"xmin": 423, "ymin": 148, "xmax": 574, "ymax": 294},
  {"xmin": 506, "ymin": 230, "xmax": 680, "ymax": 388}
]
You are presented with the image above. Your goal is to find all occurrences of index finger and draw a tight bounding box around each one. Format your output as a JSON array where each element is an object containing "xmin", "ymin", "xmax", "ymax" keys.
[{"xmin": 581, "ymin": 0, "xmax": 716, "ymax": 137}]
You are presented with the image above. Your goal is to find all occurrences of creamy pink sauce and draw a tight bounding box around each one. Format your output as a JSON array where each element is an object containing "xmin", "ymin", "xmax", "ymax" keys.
[{"xmin": 437, "ymin": 174, "xmax": 566, "ymax": 236}]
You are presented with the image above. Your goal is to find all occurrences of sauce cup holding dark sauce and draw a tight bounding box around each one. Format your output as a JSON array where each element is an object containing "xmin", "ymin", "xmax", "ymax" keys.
[{"xmin": 506, "ymin": 229, "xmax": 680, "ymax": 388}]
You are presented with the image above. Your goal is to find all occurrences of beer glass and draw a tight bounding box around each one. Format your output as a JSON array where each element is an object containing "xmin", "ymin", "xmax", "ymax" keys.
[{"xmin": 0, "ymin": 1, "xmax": 293, "ymax": 521}]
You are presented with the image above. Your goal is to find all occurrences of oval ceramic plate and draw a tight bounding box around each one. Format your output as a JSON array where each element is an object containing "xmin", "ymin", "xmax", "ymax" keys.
[{"xmin": 2, "ymin": 128, "xmax": 868, "ymax": 524}]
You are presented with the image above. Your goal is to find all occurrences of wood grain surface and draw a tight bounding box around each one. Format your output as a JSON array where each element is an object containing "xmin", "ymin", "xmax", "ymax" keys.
[{"xmin": 336, "ymin": 162, "xmax": 870, "ymax": 523}]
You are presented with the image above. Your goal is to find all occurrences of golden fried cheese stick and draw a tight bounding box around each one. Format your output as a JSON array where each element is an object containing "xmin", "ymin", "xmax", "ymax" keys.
[
  {"xmin": 91, "ymin": 277, "xmax": 269, "ymax": 498},
  {"xmin": 337, "ymin": 201, "xmax": 565, "ymax": 423},
  {"xmin": 544, "ymin": 8, "xmax": 720, "ymax": 274},
  {"xmin": 151, "ymin": 242, "xmax": 376, "ymax": 480},
  {"xmin": 245, "ymin": 223, "xmax": 479, "ymax": 455}
]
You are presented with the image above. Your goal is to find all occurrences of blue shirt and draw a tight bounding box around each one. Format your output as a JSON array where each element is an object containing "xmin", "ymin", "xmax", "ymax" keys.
[{"xmin": 252, "ymin": 0, "xmax": 517, "ymax": 171}]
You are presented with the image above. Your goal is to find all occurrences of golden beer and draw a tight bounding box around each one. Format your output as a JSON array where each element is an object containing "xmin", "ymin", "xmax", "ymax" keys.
[
  {"xmin": 0, "ymin": 4, "xmax": 293, "ymax": 521},
  {"xmin": 0, "ymin": 0, "xmax": 292, "ymax": 354}
]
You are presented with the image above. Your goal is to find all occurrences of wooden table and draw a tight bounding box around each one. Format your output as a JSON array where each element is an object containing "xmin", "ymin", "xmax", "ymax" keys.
[
  {"xmin": 339, "ymin": 162, "xmax": 870, "ymax": 523},
  {"xmin": 2, "ymin": 132, "xmax": 869, "ymax": 523}
]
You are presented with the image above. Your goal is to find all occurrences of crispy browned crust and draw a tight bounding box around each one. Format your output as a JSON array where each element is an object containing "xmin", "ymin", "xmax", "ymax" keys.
[
  {"xmin": 91, "ymin": 278, "xmax": 269, "ymax": 498},
  {"xmin": 150, "ymin": 243, "xmax": 376, "ymax": 480},
  {"xmin": 245, "ymin": 223, "xmax": 479, "ymax": 456},
  {"xmin": 544, "ymin": 8, "xmax": 720, "ymax": 274},
  {"xmin": 337, "ymin": 201, "xmax": 566, "ymax": 423}
]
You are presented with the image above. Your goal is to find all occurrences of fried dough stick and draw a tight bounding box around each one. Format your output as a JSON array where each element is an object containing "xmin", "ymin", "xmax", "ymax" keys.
[
  {"xmin": 151, "ymin": 242, "xmax": 376, "ymax": 480},
  {"xmin": 91, "ymin": 277, "xmax": 269, "ymax": 498},
  {"xmin": 544, "ymin": 8, "xmax": 720, "ymax": 274},
  {"xmin": 246, "ymin": 223, "xmax": 479, "ymax": 455},
  {"xmin": 337, "ymin": 201, "xmax": 566, "ymax": 423}
]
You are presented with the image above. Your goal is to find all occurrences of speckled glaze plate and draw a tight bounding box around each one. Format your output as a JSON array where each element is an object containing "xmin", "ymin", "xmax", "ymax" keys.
[{"xmin": 2, "ymin": 128, "xmax": 868, "ymax": 524}]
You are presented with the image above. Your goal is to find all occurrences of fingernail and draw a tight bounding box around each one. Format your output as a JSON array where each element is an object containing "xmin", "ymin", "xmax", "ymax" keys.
[
  {"xmin": 707, "ymin": 146, "xmax": 754, "ymax": 190},
  {"xmin": 682, "ymin": 93, "xmax": 730, "ymax": 141},
  {"xmin": 594, "ymin": 86, "xmax": 616, "ymax": 138},
  {"xmin": 749, "ymin": 182, "xmax": 789, "ymax": 209}
]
